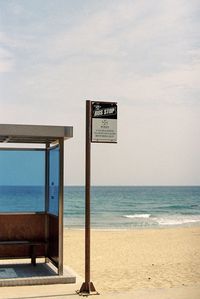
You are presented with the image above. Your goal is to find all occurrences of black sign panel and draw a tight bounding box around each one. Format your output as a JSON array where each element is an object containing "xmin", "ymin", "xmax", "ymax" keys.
[{"xmin": 92, "ymin": 102, "xmax": 117, "ymax": 119}]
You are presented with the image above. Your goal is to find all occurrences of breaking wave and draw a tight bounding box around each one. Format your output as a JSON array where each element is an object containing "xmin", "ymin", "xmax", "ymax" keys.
[
  {"xmin": 155, "ymin": 215, "xmax": 200, "ymax": 226},
  {"xmin": 122, "ymin": 214, "xmax": 200, "ymax": 227},
  {"xmin": 123, "ymin": 214, "xmax": 151, "ymax": 219}
]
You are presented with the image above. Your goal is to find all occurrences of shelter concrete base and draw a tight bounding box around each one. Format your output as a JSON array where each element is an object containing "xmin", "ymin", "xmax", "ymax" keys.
[{"xmin": 0, "ymin": 259, "xmax": 76, "ymax": 287}]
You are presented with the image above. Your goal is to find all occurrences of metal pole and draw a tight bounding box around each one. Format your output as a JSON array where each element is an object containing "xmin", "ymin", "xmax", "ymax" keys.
[
  {"xmin": 45, "ymin": 143, "xmax": 50, "ymax": 262},
  {"xmin": 79, "ymin": 101, "xmax": 98, "ymax": 295},
  {"xmin": 58, "ymin": 138, "xmax": 64, "ymax": 275},
  {"xmin": 45, "ymin": 143, "xmax": 50, "ymax": 213}
]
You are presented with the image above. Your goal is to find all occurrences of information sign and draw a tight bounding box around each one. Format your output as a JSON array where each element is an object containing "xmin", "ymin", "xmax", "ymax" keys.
[{"xmin": 91, "ymin": 101, "xmax": 117, "ymax": 143}]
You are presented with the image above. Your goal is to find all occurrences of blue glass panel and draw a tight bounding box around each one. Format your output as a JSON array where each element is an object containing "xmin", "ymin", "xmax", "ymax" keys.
[
  {"xmin": 48, "ymin": 146, "xmax": 59, "ymax": 216},
  {"xmin": 0, "ymin": 150, "xmax": 45, "ymax": 212}
]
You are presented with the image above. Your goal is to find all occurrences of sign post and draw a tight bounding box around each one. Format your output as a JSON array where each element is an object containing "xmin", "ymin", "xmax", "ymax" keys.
[{"xmin": 78, "ymin": 100, "xmax": 117, "ymax": 296}]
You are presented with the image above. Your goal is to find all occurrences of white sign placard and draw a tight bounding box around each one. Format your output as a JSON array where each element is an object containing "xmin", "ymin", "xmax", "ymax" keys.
[{"xmin": 91, "ymin": 102, "xmax": 117, "ymax": 143}]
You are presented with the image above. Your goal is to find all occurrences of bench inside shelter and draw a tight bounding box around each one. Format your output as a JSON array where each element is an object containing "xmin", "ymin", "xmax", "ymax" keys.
[
  {"xmin": 0, "ymin": 213, "xmax": 48, "ymax": 266},
  {"xmin": 0, "ymin": 240, "xmax": 45, "ymax": 266}
]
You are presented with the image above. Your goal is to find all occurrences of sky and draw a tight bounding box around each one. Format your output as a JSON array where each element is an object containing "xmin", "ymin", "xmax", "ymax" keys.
[{"xmin": 0, "ymin": 0, "xmax": 200, "ymax": 186}]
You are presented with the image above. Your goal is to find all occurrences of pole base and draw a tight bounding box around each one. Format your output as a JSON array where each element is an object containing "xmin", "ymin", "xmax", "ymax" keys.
[{"xmin": 77, "ymin": 281, "xmax": 99, "ymax": 296}]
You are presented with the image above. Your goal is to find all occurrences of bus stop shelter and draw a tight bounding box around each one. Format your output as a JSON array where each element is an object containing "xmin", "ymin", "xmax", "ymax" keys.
[{"xmin": 0, "ymin": 124, "xmax": 74, "ymax": 286}]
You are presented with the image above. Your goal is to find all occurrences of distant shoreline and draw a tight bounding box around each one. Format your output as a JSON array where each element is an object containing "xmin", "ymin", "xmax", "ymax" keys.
[
  {"xmin": 1, "ymin": 185, "xmax": 200, "ymax": 187},
  {"xmin": 64, "ymin": 224, "xmax": 200, "ymax": 231}
]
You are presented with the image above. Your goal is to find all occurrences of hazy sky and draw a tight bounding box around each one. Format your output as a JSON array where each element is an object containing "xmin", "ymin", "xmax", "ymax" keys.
[{"xmin": 0, "ymin": 0, "xmax": 200, "ymax": 185}]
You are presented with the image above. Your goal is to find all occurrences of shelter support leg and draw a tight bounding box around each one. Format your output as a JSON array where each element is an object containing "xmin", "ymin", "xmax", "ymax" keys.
[{"xmin": 30, "ymin": 245, "xmax": 36, "ymax": 266}]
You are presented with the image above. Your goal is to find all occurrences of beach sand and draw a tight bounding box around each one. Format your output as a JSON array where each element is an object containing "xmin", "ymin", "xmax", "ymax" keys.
[
  {"xmin": 0, "ymin": 226, "xmax": 200, "ymax": 298},
  {"xmin": 64, "ymin": 226, "xmax": 200, "ymax": 293}
]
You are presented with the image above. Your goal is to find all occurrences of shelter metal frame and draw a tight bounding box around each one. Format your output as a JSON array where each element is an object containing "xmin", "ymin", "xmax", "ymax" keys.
[{"xmin": 0, "ymin": 124, "xmax": 73, "ymax": 275}]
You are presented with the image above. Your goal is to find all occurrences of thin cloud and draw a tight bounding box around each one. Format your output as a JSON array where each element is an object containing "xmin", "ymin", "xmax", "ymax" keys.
[
  {"xmin": 0, "ymin": 0, "xmax": 199, "ymax": 184},
  {"xmin": 0, "ymin": 47, "xmax": 14, "ymax": 72}
]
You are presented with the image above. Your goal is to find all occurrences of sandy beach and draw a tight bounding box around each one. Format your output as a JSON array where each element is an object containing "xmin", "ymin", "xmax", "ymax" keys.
[
  {"xmin": 0, "ymin": 226, "xmax": 200, "ymax": 299},
  {"xmin": 64, "ymin": 226, "xmax": 200, "ymax": 293}
]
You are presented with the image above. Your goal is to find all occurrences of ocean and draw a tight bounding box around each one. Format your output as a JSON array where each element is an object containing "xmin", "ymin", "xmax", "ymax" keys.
[{"xmin": 0, "ymin": 186, "xmax": 200, "ymax": 229}]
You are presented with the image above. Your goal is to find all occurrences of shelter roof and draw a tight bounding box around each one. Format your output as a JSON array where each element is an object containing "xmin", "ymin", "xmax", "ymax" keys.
[{"xmin": 0, "ymin": 124, "xmax": 73, "ymax": 144}]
